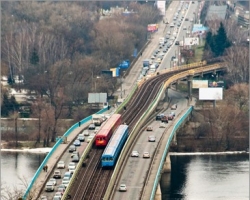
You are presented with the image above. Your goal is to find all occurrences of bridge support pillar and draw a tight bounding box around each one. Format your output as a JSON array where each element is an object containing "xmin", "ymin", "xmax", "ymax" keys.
[
  {"xmin": 165, "ymin": 87, "xmax": 170, "ymax": 102},
  {"xmin": 154, "ymin": 184, "xmax": 162, "ymax": 200},
  {"xmin": 163, "ymin": 154, "xmax": 171, "ymax": 173},
  {"xmin": 175, "ymin": 79, "xmax": 180, "ymax": 90},
  {"xmin": 187, "ymin": 74, "xmax": 193, "ymax": 105}
]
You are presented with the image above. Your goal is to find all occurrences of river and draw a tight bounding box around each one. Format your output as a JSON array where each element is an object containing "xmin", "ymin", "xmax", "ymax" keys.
[
  {"xmin": 161, "ymin": 153, "xmax": 249, "ymax": 200},
  {"xmin": 1, "ymin": 151, "xmax": 249, "ymax": 199}
]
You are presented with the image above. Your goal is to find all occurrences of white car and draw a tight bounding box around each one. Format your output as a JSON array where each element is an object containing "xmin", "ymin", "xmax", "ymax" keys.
[
  {"xmin": 86, "ymin": 135, "xmax": 95, "ymax": 143},
  {"xmin": 119, "ymin": 184, "xmax": 127, "ymax": 192},
  {"xmin": 148, "ymin": 135, "xmax": 156, "ymax": 142},
  {"xmin": 143, "ymin": 152, "xmax": 150, "ymax": 158},
  {"xmin": 62, "ymin": 177, "xmax": 70, "ymax": 188},
  {"xmin": 68, "ymin": 162, "xmax": 76, "ymax": 174},
  {"xmin": 131, "ymin": 150, "xmax": 139, "ymax": 157},
  {"xmin": 57, "ymin": 160, "xmax": 65, "ymax": 169},
  {"xmin": 48, "ymin": 178, "xmax": 57, "ymax": 186},
  {"xmin": 159, "ymin": 122, "xmax": 167, "ymax": 128},
  {"xmin": 82, "ymin": 130, "xmax": 90, "ymax": 136}
]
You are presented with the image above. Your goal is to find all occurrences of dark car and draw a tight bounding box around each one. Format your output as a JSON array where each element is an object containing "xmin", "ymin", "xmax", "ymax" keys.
[
  {"xmin": 156, "ymin": 113, "xmax": 164, "ymax": 121},
  {"xmin": 175, "ymin": 41, "xmax": 180, "ymax": 45},
  {"xmin": 161, "ymin": 115, "xmax": 168, "ymax": 123},
  {"xmin": 72, "ymin": 155, "xmax": 79, "ymax": 163}
]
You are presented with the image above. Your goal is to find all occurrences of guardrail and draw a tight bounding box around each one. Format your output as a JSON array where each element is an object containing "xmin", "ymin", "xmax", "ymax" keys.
[
  {"xmin": 23, "ymin": 107, "xmax": 108, "ymax": 200},
  {"xmin": 103, "ymin": 62, "xmax": 226, "ymax": 199},
  {"xmin": 149, "ymin": 106, "xmax": 193, "ymax": 200}
]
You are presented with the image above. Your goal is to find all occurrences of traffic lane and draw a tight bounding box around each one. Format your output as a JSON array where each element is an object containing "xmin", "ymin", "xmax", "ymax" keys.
[
  {"xmin": 114, "ymin": 139, "xmax": 156, "ymax": 200},
  {"xmin": 113, "ymin": 95, "xmax": 188, "ymax": 199},
  {"xmin": 40, "ymin": 141, "xmax": 89, "ymax": 199}
]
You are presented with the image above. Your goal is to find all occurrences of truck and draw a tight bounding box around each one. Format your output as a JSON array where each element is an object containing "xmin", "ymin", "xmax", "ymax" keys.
[
  {"xmin": 92, "ymin": 114, "xmax": 104, "ymax": 126},
  {"xmin": 143, "ymin": 59, "xmax": 151, "ymax": 68}
]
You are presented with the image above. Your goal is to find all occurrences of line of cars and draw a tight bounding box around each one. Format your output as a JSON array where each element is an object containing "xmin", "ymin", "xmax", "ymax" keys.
[{"xmin": 42, "ymin": 123, "xmax": 101, "ymax": 200}]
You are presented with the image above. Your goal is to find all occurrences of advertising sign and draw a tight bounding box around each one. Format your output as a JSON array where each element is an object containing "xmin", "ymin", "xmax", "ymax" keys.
[
  {"xmin": 88, "ymin": 93, "xmax": 107, "ymax": 103},
  {"xmin": 208, "ymin": 81, "xmax": 224, "ymax": 88},
  {"xmin": 199, "ymin": 88, "xmax": 223, "ymax": 100},
  {"xmin": 157, "ymin": 1, "xmax": 166, "ymax": 16},
  {"xmin": 147, "ymin": 24, "xmax": 158, "ymax": 32},
  {"xmin": 184, "ymin": 37, "xmax": 199, "ymax": 45},
  {"xmin": 192, "ymin": 80, "xmax": 208, "ymax": 88}
]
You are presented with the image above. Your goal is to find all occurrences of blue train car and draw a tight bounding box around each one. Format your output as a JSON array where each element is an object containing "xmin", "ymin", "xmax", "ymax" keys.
[{"xmin": 101, "ymin": 125, "xmax": 129, "ymax": 168}]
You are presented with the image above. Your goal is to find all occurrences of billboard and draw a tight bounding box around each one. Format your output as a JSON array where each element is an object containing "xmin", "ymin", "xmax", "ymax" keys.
[
  {"xmin": 208, "ymin": 81, "xmax": 224, "ymax": 88},
  {"xmin": 147, "ymin": 24, "xmax": 158, "ymax": 32},
  {"xmin": 199, "ymin": 88, "xmax": 223, "ymax": 100},
  {"xmin": 157, "ymin": 1, "xmax": 166, "ymax": 16},
  {"xmin": 184, "ymin": 37, "xmax": 199, "ymax": 46},
  {"xmin": 88, "ymin": 93, "xmax": 107, "ymax": 103},
  {"xmin": 192, "ymin": 80, "xmax": 208, "ymax": 88}
]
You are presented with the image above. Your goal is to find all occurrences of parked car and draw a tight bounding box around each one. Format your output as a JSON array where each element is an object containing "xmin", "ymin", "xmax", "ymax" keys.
[
  {"xmin": 119, "ymin": 184, "xmax": 127, "ymax": 192},
  {"xmin": 68, "ymin": 145, "xmax": 76, "ymax": 153},
  {"xmin": 148, "ymin": 135, "xmax": 156, "ymax": 142},
  {"xmin": 143, "ymin": 152, "xmax": 150, "ymax": 158},
  {"xmin": 77, "ymin": 134, "xmax": 85, "ymax": 142},
  {"xmin": 53, "ymin": 170, "xmax": 61, "ymax": 179},
  {"xmin": 73, "ymin": 139, "xmax": 81, "ymax": 146},
  {"xmin": 57, "ymin": 160, "xmax": 65, "ymax": 169},
  {"xmin": 131, "ymin": 150, "xmax": 139, "ymax": 157}
]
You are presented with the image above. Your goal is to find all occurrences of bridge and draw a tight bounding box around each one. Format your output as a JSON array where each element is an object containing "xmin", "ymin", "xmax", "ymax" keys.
[{"xmin": 22, "ymin": 61, "xmax": 226, "ymax": 200}]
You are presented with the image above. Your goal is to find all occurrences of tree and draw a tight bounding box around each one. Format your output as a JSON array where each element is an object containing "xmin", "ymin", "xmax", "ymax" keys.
[{"xmin": 213, "ymin": 22, "xmax": 231, "ymax": 56}]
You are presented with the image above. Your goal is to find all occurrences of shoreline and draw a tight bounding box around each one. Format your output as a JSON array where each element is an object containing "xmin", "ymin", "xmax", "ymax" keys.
[
  {"xmin": 169, "ymin": 151, "xmax": 249, "ymax": 156},
  {"xmin": 1, "ymin": 147, "xmax": 52, "ymax": 153}
]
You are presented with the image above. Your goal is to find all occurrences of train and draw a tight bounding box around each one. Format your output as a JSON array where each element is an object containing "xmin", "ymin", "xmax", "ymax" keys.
[
  {"xmin": 95, "ymin": 114, "xmax": 122, "ymax": 147},
  {"xmin": 101, "ymin": 124, "xmax": 129, "ymax": 168}
]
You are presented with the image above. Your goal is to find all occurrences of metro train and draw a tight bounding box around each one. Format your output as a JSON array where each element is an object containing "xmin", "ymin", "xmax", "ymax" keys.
[
  {"xmin": 101, "ymin": 124, "xmax": 129, "ymax": 168},
  {"xmin": 95, "ymin": 114, "xmax": 122, "ymax": 147}
]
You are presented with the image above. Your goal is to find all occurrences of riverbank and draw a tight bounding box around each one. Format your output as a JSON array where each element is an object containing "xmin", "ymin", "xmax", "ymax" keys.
[{"xmin": 1, "ymin": 147, "xmax": 52, "ymax": 153}]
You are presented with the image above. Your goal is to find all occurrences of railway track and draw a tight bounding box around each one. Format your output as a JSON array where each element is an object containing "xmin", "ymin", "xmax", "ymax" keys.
[{"xmin": 67, "ymin": 60, "xmax": 225, "ymax": 199}]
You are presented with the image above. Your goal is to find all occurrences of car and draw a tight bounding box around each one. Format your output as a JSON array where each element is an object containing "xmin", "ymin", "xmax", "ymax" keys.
[
  {"xmin": 156, "ymin": 113, "xmax": 164, "ymax": 121},
  {"xmin": 54, "ymin": 192, "xmax": 62, "ymax": 198},
  {"xmin": 86, "ymin": 134, "xmax": 95, "ymax": 143},
  {"xmin": 73, "ymin": 139, "xmax": 81, "ymax": 146},
  {"xmin": 161, "ymin": 116, "xmax": 168, "ymax": 123},
  {"xmin": 183, "ymin": 26, "xmax": 187, "ymax": 30},
  {"xmin": 171, "ymin": 104, "xmax": 177, "ymax": 110},
  {"xmin": 151, "ymin": 55, "xmax": 156, "ymax": 60},
  {"xmin": 163, "ymin": 48, "xmax": 168, "ymax": 53},
  {"xmin": 49, "ymin": 178, "xmax": 57, "ymax": 186},
  {"xmin": 155, "ymin": 58, "xmax": 162, "ymax": 64},
  {"xmin": 40, "ymin": 196, "xmax": 48, "ymax": 200},
  {"xmin": 175, "ymin": 41, "xmax": 180, "ymax": 45},
  {"xmin": 45, "ymin": 181, "xmax": 54, "ymax": 192},
  {"xmin": 77, "ymin": 134, "xmax": 85, "ymax": 142},
  {"xmin": 57, "ymin": 184, "xmax": 66, "ymax": 191},
  {"xmin": 185, "ymin": 18, "xmax": 189, "ymax": 21},
  {"xmin": 82, "ymin": 130, "xmax": 90, "ymax": 136},
  {"xmin": 168, "ymin": 113, "xmax": 174, "ymax": 120},
  {"xmin": 68, "ymin": 145, "xmax": 76, "ymax": 153},
  {"xmin": 190, "ymin": 18, "xmax": 194, "ymax": 22},
  {"xmin": 119, "ymin": 184, "xmax": 127, "ymax": 192},
  {"xmin": 57, "ymin": 187, "xmax": 65, "ymax": 195},
  {"xmin": 88, "ymin": 124, "xmax": 95, "ymax": 130},
  {"xmin": 64, "ymin": 171, "xmax": 72, "ymax": 179},
  {"xmin": 62, "ymin": 177, "xmax": 70, "ymax": 188},
  {"xmin": 143, "ymin": 152, "xmax": 150, "ymax": 158},
  {"xmin": 68, "ymin": 162, "xmax": 76, "ymax": 174},
  {"xmin": 170, "ymin": 111, "xmax": 176, "ymax": 117},
  {"xmin": 57, "ymin": 160, "xmax": 65, "ymax": 169},
  {"xmin": 53, "ymin": 170, "xmax": 61, "ymax": 179},
  {"xmin": 72, "ymin": 155, "xmax": 79, "ymax": 162},
  {"xmin": 52, "ymin": 196, "xmax": 61, "ymax": 200},
  {"xmin": 131, "ymin": 150, "xmax": 139, "ymax": 157},
  {"xmin": 146, "ymin": 126, "xmax": 153, "ymax": 131},
  {"xmin": 171, "ymin": 56, "xmax": 176, "ymax": 61},
  {"xmin": 148, "ymin": 135, "xmax": 156, "ymax": 142},
  {"xmin": 159, "ymin": 122, "xmax": 167, "ymax": 128},
  {"xmin": 71, "ymin": 151, "xmax": 79, "ymax": 158}
]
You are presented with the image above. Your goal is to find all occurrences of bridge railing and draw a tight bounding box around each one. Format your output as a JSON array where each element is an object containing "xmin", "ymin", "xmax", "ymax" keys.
[{"xmin": 23, "ymin": 107, "xmax": 108, "ymax": 200}]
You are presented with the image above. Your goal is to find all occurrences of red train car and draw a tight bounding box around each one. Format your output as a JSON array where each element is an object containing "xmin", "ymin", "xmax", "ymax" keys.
[{"xmin": 95, "ymin": 114, "xmax": 122, "ymax": 147}]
